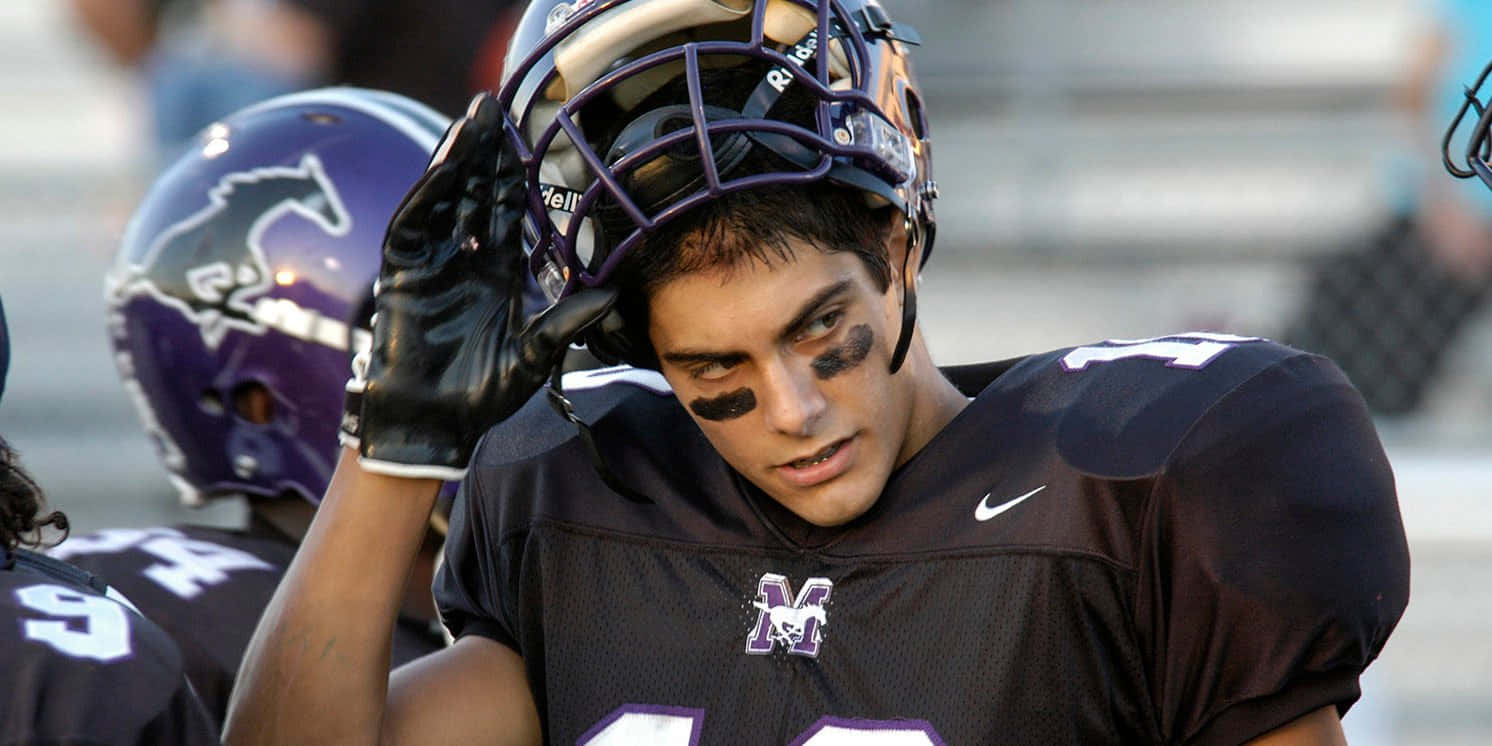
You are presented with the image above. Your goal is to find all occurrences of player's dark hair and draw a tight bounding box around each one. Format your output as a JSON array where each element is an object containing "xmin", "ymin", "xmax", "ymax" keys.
[
  {"xmin": 1, "ymin": 436, "xmax": 68, "ymax": 558},
  {"xmin": 595, "ymin": 62, "xmax": 896, "ymax": 349}
]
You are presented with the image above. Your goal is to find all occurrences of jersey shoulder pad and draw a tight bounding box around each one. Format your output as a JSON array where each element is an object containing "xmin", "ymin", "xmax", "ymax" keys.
[
  {"xmin": 464, "ymin": 365, "xmax": 735, "ymax": 537},
  {"xmin": 11, "ymin": 546, "xmax": 111, "ymax": 594},
  {"xmin": 994, "ymin": 333, "xmax": 1319, "ymax": 478},
  {"xmin": 1, "ymin": 551, "xmax": 203, "ymax": 740},
  {"xmin": 473, "ymin": 365, "xmax": 676, "ymax": 468}
]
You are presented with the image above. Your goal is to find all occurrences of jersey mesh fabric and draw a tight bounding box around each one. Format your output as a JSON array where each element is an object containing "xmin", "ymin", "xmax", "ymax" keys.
[{"xmin": 513, "ymin": 526, "xmax": 1157, "ymax": 743}]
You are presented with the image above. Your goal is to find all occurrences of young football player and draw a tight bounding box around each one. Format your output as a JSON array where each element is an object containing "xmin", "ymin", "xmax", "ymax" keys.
[
  {"xmin": 1, "ymin": 293, "xmax": 219, "ymax": 744},
  {"xmin": 228, "ymin": 2, "xmax": 1411, "ymax": 744},
  {"xmin": 53, "ymin": 87, "xmax": 455, "ymax": 726}
]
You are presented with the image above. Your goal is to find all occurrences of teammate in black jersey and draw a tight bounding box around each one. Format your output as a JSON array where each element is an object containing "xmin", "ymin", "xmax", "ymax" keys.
[
  {"xmin": 56, "ymin": 87, "xmax": 457, "ymax": 726},
  {"xmin": 229, "ymin": 2, "xmax": 1411, "ymax": 744},
  {"xmin": 1, "ymin": 293, "xmax": 219, "ymax": 745}
]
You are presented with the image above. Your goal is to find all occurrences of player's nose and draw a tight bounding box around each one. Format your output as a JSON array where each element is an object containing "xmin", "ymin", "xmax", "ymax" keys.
[{"xmin": 759, "ymin": 357, "xmax": 826, "ymax": 438}]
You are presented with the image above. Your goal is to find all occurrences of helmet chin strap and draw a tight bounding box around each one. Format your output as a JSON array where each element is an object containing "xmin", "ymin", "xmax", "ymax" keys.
[
  {"xmin": 888, "ymin": 217, "xmax": 920, "ymax": 375},
  {"xmin": 546, "ymin": 366, "xmax": 653, "ymax": 504}
]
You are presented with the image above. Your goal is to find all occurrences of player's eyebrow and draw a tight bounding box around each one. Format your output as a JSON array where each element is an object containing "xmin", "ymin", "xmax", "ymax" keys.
[
  {"xmin": 778, "ymin": 279, "xmax": 854, "ymax": 341},
  {"xmin": 660, "ymin": 349, "xmax": 749, "ymax": 368},
  {"xmin": 660, "ymin": 278, "xmax": 855, "ymax": 366}
]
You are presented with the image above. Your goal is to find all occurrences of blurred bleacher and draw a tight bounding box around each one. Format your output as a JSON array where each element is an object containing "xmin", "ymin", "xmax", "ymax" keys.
[
  {"xmin": 907, "ymin": 0, "xmax": 1492, "ymax": 435},
  {"xmin": 904, "ymin": 0, "xmax": 1408, "ymax": 260}
]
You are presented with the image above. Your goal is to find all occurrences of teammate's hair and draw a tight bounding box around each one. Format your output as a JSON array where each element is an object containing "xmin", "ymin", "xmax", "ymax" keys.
[
  {"xmin": 603, "ymin": 62, "xmax": 896, "ymax": 311},
  {"xmin": 1, "ymin": 436, "xmax": 68, "ymax": 557}
]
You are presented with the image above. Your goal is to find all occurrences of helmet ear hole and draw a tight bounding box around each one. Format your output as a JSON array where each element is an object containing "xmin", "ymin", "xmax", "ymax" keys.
[
  {"xmin": 903, "ymin": 88, "xmax": 928, "ymax": 140},
  {"xmin": 198, "ymin": 389, "xmax": 225, "ymax": 415},
  {"xmin": 231, "ymin": 382, "xmax": 275, "ymax": 425}
]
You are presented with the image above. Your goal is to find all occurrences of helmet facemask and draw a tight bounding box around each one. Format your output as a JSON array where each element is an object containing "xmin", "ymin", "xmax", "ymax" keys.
[{"xmin": 500, "ymin": 0, "xmax": 935, "ymax": 308}]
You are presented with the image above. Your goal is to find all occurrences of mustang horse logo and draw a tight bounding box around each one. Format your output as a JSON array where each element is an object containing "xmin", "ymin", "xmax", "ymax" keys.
[
  {"xmin": 754, "ymin": 601, "xmax": 828, "ymax": 648},
  {"xmin": 745, "ymin": 573, "xmax": 832, "ymax": 658},
  {"xmin": 108, "ymin": 153, "xmax": 351, "ymax": 349}
]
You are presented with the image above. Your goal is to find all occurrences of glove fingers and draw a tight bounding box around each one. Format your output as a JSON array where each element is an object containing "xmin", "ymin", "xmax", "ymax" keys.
[
  {"xmin": 484, "ymin": 116, "xmax": 530, "ymax": 337},
  {"xmin": 387, "ymin": 106, "xmax": 492, "ymax": 251},
  {"xmin": 490, "ymin": 128, "xmax": 527, "ymax": 239},
  {"xmin": 387, "ymin": 163, "xmax": 463, "ymax": 250},
  {"xmin": 453, "ymin": 178, "xmax": 493, "ymax": 249},
  {"xmin": 429, "ymin": 99, "xmax": 489, "ymax": 171},
  {"xmin": 518, "ymin": 288, "xmax": 621, "ymax": 373},
  {"xmin": 465, "ymin": 91, "xmax": 501, "ymax": 130},
  {"xmin": 451, "ymin": 95, "xmax": 507, "ymax": 250}
]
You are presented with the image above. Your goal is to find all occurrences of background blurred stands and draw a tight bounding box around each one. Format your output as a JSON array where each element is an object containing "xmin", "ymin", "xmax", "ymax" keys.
[{"xmin": 66, "ymin": 0, "xmax": 523, "ymax": 171}]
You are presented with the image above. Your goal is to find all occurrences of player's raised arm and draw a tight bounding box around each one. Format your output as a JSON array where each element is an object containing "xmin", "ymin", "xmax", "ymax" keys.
[{"xmin": 223, "ymin": 93, "xmax": 616, "ymax": 746}]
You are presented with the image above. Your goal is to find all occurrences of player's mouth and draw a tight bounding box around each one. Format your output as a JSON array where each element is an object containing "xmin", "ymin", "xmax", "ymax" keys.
[{"xmin": 776, "ymin": 436, "xmax": 856, "ymax": 488}]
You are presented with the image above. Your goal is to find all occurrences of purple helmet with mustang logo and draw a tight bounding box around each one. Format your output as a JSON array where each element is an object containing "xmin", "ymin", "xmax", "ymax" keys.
[
  {"xmin": 499, "ymin": 0, "xmax": 937, "ymax": 303},
  {"xmin": 105, "ymin": 87, "xmax": 450, "ymax": 506}
]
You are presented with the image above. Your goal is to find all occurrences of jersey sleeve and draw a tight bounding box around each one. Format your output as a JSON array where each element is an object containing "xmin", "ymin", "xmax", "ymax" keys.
[
  {"xmin": 433, "ymin": 459, "xmax": 521, "ymax": 651},
  {"xmin": 1, "ymin": 576, "xmax": 219, "ymax": 745},
  {"xmin": 136, "ymin": 680, "xmax": 220, "ymax": 746},
  {"xmin": 1135, "ymin": 353, "xmax": 1411, "ymax": 746}
]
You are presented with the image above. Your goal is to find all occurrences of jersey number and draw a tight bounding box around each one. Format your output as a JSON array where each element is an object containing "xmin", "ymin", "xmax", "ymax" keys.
[
  {"xmin": 142, "ymin": 535, "xmax": 273, "ymax": 599},
  {"xmin": 1060, "ymin": 332, "xmax": 1258, "ymax": 372},
  {"xmin": 16, "ymin": 583, "xmax": 132, "ymax": 662},
  {"xmin": 51, "ymin": 528, "xmax": 273, "ymax": 599},
  {"xmin": 579, "ymin": 706, "xmax": 942, "ymax": 745}
]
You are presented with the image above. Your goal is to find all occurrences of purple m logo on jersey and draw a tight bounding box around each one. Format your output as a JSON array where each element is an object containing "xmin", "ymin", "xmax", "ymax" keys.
[{"xmin": 745, "ymin": 573, "xmax": 832, "ymax": 658}]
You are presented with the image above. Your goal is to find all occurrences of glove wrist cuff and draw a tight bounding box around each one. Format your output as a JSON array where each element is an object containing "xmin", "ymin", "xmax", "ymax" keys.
[{"xmin": 355, "ymin": 456, "xmax": 468, "ymax": 482}]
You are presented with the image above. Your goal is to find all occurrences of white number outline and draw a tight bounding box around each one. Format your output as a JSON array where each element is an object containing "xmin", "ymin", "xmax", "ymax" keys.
[
  {"xmin": 578, "ymin": 706, "xmax": 945, "ymax": 746},
  {"xmin": 50, "ymin": 528, "xmax": 273, "ymax": 599},
  {"xmin": 16, "ymin": 583, "xmax": 133, "ymax": 662},
  {"xmin": 1061, "ymin": 332, "xmax": 1259, "ymax": 372}
]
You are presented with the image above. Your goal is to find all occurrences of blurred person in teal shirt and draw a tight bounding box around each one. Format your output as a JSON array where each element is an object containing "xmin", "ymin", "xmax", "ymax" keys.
[{"xmin": 1283, "ymin": 0, "xmax": 1492, "ymax": 417}]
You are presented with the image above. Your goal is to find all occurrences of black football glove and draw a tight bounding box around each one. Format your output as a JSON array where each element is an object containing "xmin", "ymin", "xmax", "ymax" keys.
[{"xmin": 342, "ymin": 93, "xmax": 617, "ymax": 480}]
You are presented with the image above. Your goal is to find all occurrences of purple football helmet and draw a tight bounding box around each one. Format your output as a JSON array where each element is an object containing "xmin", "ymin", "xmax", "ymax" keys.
[
  {"xmin": 106, "ymin": 87, "xmax": 450, "ymax": 506},
  {"xmin": 498, "ymin": 0, "xmax": 937, "ymax": 303}
]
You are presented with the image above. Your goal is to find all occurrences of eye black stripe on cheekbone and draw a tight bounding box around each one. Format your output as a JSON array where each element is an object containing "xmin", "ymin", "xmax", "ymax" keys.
[
  {"xmin": 690, "ymin": 388, "xmax": 757, "ymax": 421},
  {"xmin": 812, "ymin": 324, "xmax": 873, "ymax": 380}
]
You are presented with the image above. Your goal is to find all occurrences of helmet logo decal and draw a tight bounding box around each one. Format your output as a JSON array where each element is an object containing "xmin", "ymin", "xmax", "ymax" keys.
[
  {"xmin": 766, "ymin": 28, "xmax": 819, "ymax": 94},
  {"xmin": 111, "ymin": 153, "xmax": 352, "ymax": 349},
  {"xmin": 540, "ymin": 182, "xmax": 584, "ymax": 213}
]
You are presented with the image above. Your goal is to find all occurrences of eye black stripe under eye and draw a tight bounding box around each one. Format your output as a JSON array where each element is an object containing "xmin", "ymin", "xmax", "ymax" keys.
[
  {"xmin": 690, "ymin": 388, "xmax": 757, "ymax": 421},
  {"xmin": 812, "ymin": 324, "xmax": 873, "ymax": 380}
]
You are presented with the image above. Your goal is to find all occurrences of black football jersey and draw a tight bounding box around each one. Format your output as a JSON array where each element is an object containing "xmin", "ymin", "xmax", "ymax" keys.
[
  {"xmin": 436, "ymin": 335, "xmax": 1411, "ymax": 746},
  {"xmin": 1, "ymin": 548, "xmax": 218, "ymax": 745},
  {"xmin": 53, "ymin": 522, "xmax": 446, "ymax": 725}
]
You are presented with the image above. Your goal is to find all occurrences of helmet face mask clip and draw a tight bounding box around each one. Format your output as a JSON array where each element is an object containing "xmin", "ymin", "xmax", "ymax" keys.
[{"xmin": 1444, "ymin": 59, "xmax": 1492, "ymax": 188}]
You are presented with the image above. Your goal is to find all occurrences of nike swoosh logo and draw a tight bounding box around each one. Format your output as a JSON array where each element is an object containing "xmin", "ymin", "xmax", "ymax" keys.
[{"xmin": 974, "ymin": 485, "xmax": 1047, "ymax": 522}]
